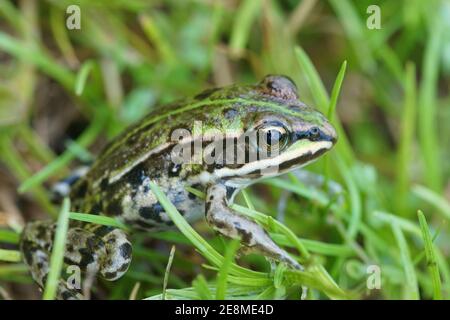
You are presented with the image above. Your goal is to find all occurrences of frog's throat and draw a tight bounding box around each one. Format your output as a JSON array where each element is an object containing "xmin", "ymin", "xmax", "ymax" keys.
[{"xmin": 212, "ymin": 140, "xmax": 332, "ymax": 180}]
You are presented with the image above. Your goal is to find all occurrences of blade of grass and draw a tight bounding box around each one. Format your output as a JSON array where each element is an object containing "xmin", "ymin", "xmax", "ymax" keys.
[
  {"xmin": 69, "ymin": 212, "xmax": 129, "ymax": 230},
  {"xmin": 192, "ymin": 275, "xmax": 213, "ymax": 300},
  {"xmin": 162, "ymin": 245, "xmax": 176, "ymax": 300},
  {"xmin": 216, "ymin": 239, "xmax": 239, "ymax": 300},
  {"xmin": 139, "ymin": 14, "xmax": 175, "ymax": 65},
  {"xmin": 43, "ymin": 198, "xmax": 71, "ymax": 300},
  {"xmin": 391, "ymin": 223, "xmax": 419, "ymax": 299},
  {"xmin": 294, "ymin": 46, "xmax": 354, "ymax": 164},
  {"xmin": 75, "ymin": 60, "xmax": 95, "ymax": 96},
  {"xmin": 229, "ymin": 0, "xmax": 263, "ymax": 57},
  {"xmin": 395, "ymin": 62, "xmax": 417, "ymax": 214},
  {"xmin": 418, "ymin": 12, "xmax": 444, "ymax": 192},
  {"xmin": 240, "ymin": 189, "xmax": 255, "ymax": 210},
  {"xmin": 0, "ymin": 249, "xmax": 21, "ymax": 262},
  {"xmin": 413, "ymin": 185, "xmax": 450, "ymax": 220},
  {"xmin": 417, "ymin": 210, "xmax": 442, "ymax": 300},
  {"xmin": 149, "ymin": 181, "xmax": 265, "ymax": 279},
  {"xmin": 0, "ymin": 229, "xmax": 20, "ymax": 244},
  {"xmin": 328, "ymin": 60, "xmax": 347, "ymax": 120}
]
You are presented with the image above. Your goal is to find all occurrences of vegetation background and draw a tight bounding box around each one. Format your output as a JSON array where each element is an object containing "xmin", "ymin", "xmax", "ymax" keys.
[{"xmin": 0, "ymin": 0, "xmax": 449, "ymax": 300}]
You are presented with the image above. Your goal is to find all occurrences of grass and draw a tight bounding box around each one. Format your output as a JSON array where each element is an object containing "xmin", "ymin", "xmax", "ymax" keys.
[
  {"xmin": 417, "ymin": 210, "xmax": 442, "ymax": 300},
  {"xmin": 0, "ymin": 0, "xmax": 449, "ymax": 300},
  {"xmin": 43, "ymin": 198, "xmax": 71, "ymax": 300}
]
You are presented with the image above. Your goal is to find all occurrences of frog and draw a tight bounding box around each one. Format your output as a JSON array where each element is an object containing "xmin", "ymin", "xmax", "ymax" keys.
[{"xmin": 20, "ymin": 75, "xmax": 337, "ymax": 299}]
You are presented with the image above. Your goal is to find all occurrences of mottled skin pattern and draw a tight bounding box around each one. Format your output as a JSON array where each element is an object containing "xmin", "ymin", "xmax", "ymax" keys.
[{"xmin": 20, "ymin": 75, "xmax": 337, "ymax": 299}]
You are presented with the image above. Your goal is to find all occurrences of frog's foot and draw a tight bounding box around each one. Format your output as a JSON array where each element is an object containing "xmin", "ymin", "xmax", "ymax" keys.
[
  {"xmin": 65, "ymin": 224, "xmax": 133, "ymax": 282},
  {"xmin": 20, "ymin": 221, "xmax": 132, "ymax": 300},
  {"xmin": 205, "ymin": 184, "xmax": 302, "ymax": 270}
]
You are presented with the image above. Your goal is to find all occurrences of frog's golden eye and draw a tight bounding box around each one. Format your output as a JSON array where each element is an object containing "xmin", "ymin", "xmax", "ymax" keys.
[{"xmin": 258, "ymin": 125, "xmax": 289, "ymax": 152}]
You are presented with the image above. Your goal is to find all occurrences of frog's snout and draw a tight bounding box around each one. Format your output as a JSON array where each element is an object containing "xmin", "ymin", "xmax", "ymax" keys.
[{"xmin": 324, "ymin": 121, "xmax": 338, "ymax": 145}]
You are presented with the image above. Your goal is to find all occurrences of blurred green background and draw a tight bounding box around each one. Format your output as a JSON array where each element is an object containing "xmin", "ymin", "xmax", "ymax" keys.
[{"xmin": 0, "ymin": 0, "xmax": 450, "ymax": 300}]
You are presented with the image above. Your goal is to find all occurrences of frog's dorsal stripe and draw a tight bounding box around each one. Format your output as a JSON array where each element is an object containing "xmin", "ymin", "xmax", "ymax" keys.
[{"xmin": 101, "ymin": 98, "xmax": 319, "ymax": 160}]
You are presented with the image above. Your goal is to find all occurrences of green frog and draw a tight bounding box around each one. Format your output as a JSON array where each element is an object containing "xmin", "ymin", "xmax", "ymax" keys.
[{"xmin": 20, "ymin": 75, "xmax": 337, "ymax": 299}]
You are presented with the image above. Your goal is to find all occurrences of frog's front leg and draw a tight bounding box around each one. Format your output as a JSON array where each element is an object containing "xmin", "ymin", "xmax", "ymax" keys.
[
  {"xmin": 20, "ymin": 221, "xmax": 132, "ymax": 299},
  {"xmin": 205, "ymin": 184, "xmax": 301, "ymax": 269}
]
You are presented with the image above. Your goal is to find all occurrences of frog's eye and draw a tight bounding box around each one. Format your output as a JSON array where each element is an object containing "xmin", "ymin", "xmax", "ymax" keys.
[{"xmin": 258, "ymin": 125, "xmax": 289, "ymax": 152}]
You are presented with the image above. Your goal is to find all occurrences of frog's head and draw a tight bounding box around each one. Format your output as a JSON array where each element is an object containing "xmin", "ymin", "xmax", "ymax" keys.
[{"xmin": 214, "ymin": 75, "xmax": 337, "ymax": 181}]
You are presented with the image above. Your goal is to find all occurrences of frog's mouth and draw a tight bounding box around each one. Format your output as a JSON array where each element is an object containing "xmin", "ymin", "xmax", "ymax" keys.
[{"xmin": 215, "ymin": 140, "xmax": 333, "ymax": 181}]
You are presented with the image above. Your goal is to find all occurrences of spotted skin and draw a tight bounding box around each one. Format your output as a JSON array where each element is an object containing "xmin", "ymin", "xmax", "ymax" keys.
[{"xmin": 20, "ymin": 75, "xmax": 337, "ymax": 299}]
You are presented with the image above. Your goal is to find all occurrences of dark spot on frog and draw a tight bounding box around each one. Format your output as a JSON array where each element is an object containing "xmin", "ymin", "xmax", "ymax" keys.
[
  {"xmin": 21, "ymin": 241, "xmax": 35, "ymax": 265},
  {"xmin": 223, "ymin": 108, "xmax": 238, "ymax": 120},
  {"xmin": 205, "ymin": 201, "xmax": 211, "ymax": 214},
  {"xmin": 118, "ymin": 263, "xmax": 129, "ymax": 273},
  {"xmin": 194, "ymin": 87, "xmax": 220, "ymax": 100},
  {"xmin": 125, "ymin": 162, "xmax": 147, "ymax": 187},
  {"xmin": 79, "ymin": 248, "xmax": 95, "ymax": 268},
  {"xmin": 73, "ymin": 180, "xmax": 88, "ymax": 199},
  {"xmin": 139, "ymin": 203, "xmax": 165, "ymax": 223},
  {"xmin": 87, "ymin": 236, "xmax": 104, "ymax": 252},
  {"xmin": 66, "ymin": 244, "xmax": 74, "ymax": 253},
  {"xmin": 100, "ymin": 178, "xmax": 109, "ymax": 191},
  {"xmin": 236, "ymin": 225, "xmax": 253, "ymax": 244},
  {"xmin": 213, "ymin": 220, "xmax": 227, "ymax": 230},
  {"xmin": 36, "ymin": 225, "xmax": 48, "ymax": 240},
  {"xmin": 62, "ymin": 290, "xmax": 76, "ymax": 300},
  {"xmin": 288, "ymin": 105, "xmax": 302, "ymax": 112},
  {"xmin": 90, "ymin": 202, "xmax": 103, "ymax": 215},
  {"xmin": 168, "ymin": 162, "xmax": 182, "ymax": 177},
  {"xmin": 104, "ymin": 271, "xmax": 117, "ymax": 280},
  {"xmin": 106, "ymin": 201, "xmax": 123, "ymax": 217},
  {"xmin": 119, "ymin": 243, "xmax": 132, "ymax": 260},
  {"xmin": 226, "ymin": 186, "xmax": 236, "ymax": 200},
  {"xmin": 93, "ymin": 225, "xmax": 116, "ymax": 238}
]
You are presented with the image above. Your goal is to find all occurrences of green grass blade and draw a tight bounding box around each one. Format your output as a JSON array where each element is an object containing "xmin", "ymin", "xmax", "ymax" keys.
[
  {"xmin": 294, "ymin": 46, "xmax": 354, "ymax": 164},
  {"xmin": 162, "ymin": 245, "xmax": 176, "ymax": 300},
  {"xmin": 229, "ymin": 0, "xmax": 263, "ymax": 57},
  {"xmin": 69, "ymin": 212, "xmax": 128, "ymax": 230},
  {"xmin": 192, "ymin": 275, "xmax": 213, "ymax": 300},
  {"xmin": 43, "ymin": 198, "xmax": 71, "ymax": 300},
  {"xmin": 417, "ymin": 210, "xmax": 442, "ymax": 300},
  {"xmin": 391, "ymin": 223, "xmax": 419, "ymax": 299},
  {"xmin": 0, "ymin": 230, "xmax": 20, "ymax": 244},
  {"xmin": 413, "ymin": 185, "xmax": 450, "ymax": 220},
  {"xmin": 294, "ymin": 46, "xmax": 329, "ymax": 110},
  {"xmin": 0, "ymin": 249, "xmax": 21, "ymax": 262},
  {"xmin": 418, "ymin": 15, "xmax": 444, "ymax": 192},
  {"xmin": 75, "ymin": 60, "xmax": 95, "ymax": 96},
  {"xmin": 328, "ymin": 60, "xmax": 347, "ymax": 119},
  {"xmin": 395, "ymin": 62, "xmax": 417, "ymax": 214},
  {"xmin": 149, "ymin": 181, "xmax": 265, "ymax": 279},
  {"xmin": 216, "ymin": 240, "xmax": 239, "ymax": 300}
]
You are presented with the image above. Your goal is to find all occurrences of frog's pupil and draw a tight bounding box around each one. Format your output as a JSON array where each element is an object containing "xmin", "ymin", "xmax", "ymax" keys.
[{"xmin": 266, "ymin": 129, "xmax": 281, "ymax": 145}]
